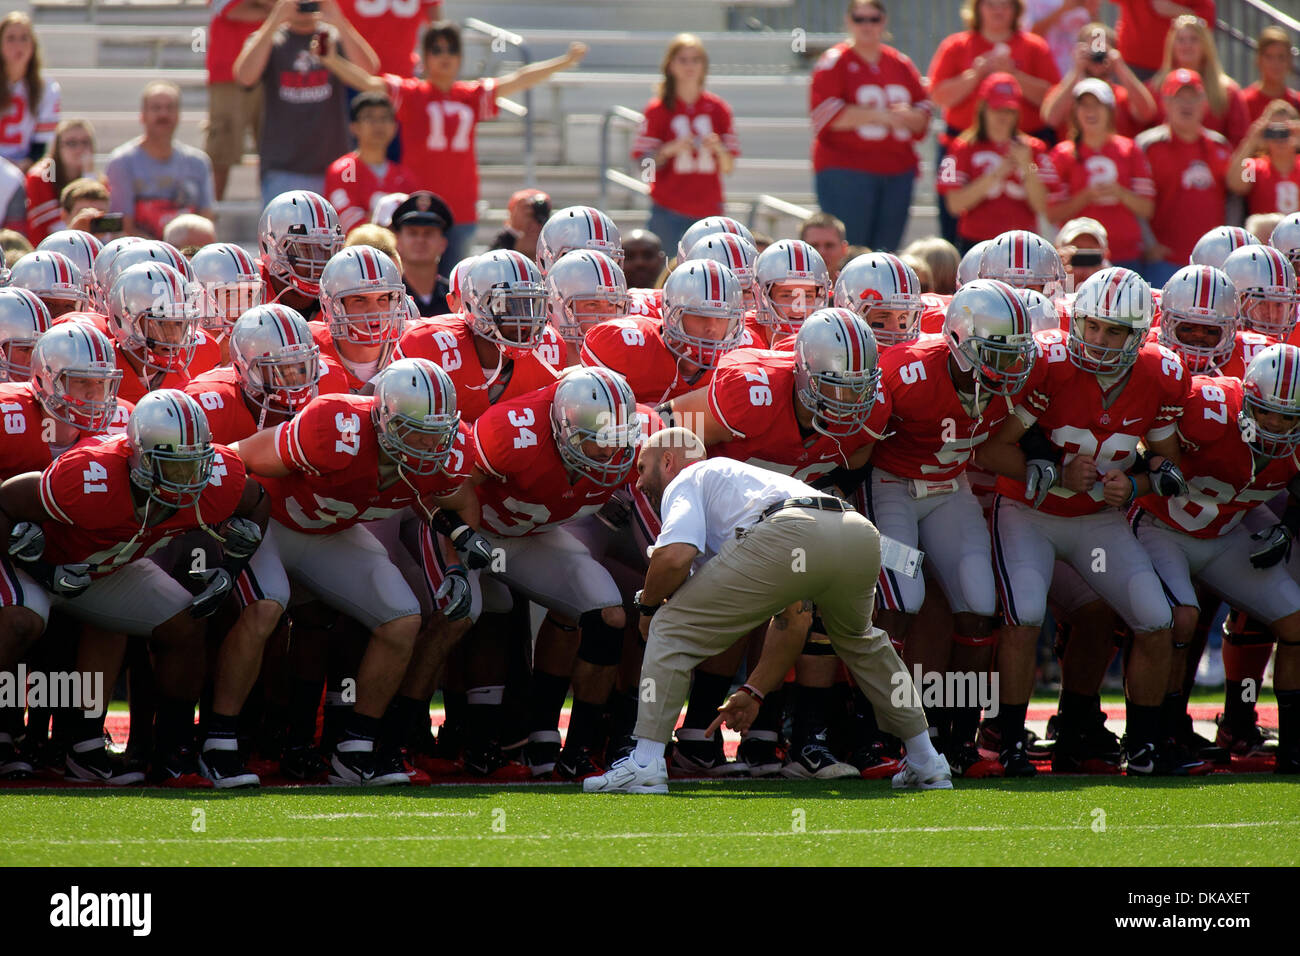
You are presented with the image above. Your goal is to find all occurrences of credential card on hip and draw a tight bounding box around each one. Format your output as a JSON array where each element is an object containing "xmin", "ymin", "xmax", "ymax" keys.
[{"xmin": 879, "ymin": 534, "xmax": 924, "ymax": 579}]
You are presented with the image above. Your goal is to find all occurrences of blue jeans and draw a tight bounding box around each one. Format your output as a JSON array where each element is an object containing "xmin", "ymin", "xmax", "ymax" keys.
[
  {"xmin": 646, "ymin": 204, "xmax": 699, "ymax": 260},
  {"xmin": 260, "ymin": 170, "xmax": 326, "ymax": 210},
  {"xmin": 814, "ymin": 167, "xmax": 915, "ymax": 252},
  {"xmin": 441, "ymin": 222, "xmax": 477, "ymax": 278}
]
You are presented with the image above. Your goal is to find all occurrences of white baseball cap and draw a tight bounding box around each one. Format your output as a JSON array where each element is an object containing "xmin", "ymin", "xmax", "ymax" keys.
[
  {"xmin": 1072, "ymin": 78, "xmax": 1116, "ymax": 109},
  {"xmin": 1055, "ymin": 217, "xmax": 1109, "ymax": 246}
]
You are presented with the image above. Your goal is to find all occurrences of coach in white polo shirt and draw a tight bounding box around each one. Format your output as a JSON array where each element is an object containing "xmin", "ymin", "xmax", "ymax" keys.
[{"xmin": 584, "ymin": 428, "xmax": 951, "ymax": 794}]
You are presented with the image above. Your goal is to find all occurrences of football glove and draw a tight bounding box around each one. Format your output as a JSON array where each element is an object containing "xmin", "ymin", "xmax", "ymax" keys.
[
  {"xmin": 1023, "ymin": 459, "xmax": 1059, "ymax": 509},
  {"xmin": 1147, "ymin": 458, "xmax": 1188, "ymax": 498},
  {"xmin": 220, "ymin": 516, "xmax": 263, "ymax": 560},
  {"xmin": 7, "ymin": 522, "xmax": 44, "ymax": 562},
  {"xmin": 40, "ymin": 562, "xmax": 92, "ymax": 598},
  {"xmin": 595, "ymin": 495, "xmax": 632, "ymax": 531},
  {"xmin": 450, "ymin": 526, "xmax": 494, "ymax": 570},
  {"xmin": 189, "ymin": 568, "xmax": 234, "ymax": 618},
  {"xmin": 1250, "ymin": 523, "xmax": 1293, "ymax": 569},
  {"xmin": 436, "ymin": 567, "xmax": 472, "ymax": 621}
]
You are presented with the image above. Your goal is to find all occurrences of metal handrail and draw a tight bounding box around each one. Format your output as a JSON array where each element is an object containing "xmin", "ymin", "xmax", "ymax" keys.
[
  {"xmin": 747, "ymin": 193, "xmax": 814, "ymax": 233},
  {"xmin": 463, "ymin": 17, "xmax": 535, "ymax": 187},
  {"xmin": 599, "ymin": 105, "xmax": 647, "ymax": 210}
]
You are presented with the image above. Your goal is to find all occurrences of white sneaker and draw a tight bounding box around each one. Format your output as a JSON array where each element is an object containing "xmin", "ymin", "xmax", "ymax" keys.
[
  {"xmin": 1196, "ymin": 644, "xmax": 1225, "ymax": 687},
  {"xmin": 582, "ymin": 754, "xmax": 669, "ymax": 794},
  {"xmin": 891, "ymin": 754, "xmax": 954, "ymax": 790}
]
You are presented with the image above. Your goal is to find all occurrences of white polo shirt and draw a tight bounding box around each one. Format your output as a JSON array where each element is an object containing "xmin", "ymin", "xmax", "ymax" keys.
[{"xmin": 654, "ymin": 457, "xmax": 822, "ymax": 564}]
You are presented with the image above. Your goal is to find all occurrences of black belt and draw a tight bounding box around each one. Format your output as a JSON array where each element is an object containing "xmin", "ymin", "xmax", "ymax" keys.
[{"xmin": 758, "ymin": 496, "xmax": 852, "ymax": 521}]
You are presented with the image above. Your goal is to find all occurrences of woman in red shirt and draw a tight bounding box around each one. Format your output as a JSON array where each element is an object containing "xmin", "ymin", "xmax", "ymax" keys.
[
  {"xmin": 1047, "ymin": 79, "xmax": 1155, "ymax": 271},
  {"xmin": 23, "ymin": 117, "xmax": 94, "ymax": 243},
  {"xmin": 1227, "ymin": 100, "xmax": 1300, "ymax": 218},
  {"xmin": 928, "ymin": 0, "xmax": 1060, "ymax": 245},
  {"xmin": 937, "ymin": 72, "xmax": 1055, "ymax": 252},
  {"xmin": 808, "ymin": 0, "xmax": 929, "ymax": 252},
  {"xmin": 1148, "ymin": 14, "xmax": 1248, "ymax": 148},
  {"xmin": 632, "ymin": 34, "xmax": 740, "ymax": 259}
]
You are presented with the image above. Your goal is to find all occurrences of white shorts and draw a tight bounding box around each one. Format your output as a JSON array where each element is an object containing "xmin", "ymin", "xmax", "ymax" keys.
[
  {"xmin": 417, "ymin": 522, "xmax": 622, "ymax": 623},
  {"xmin": 990, "ymin": 495, "xmax": 1172, "ymax": 633},
  {"xmin": 857, "ymin": 467, "xmax": 996, "ymax": 617},
  {"xmin": 1132, "ymin": 509, "xmax": 1300, "ymax": 625},
  {"xmin": 269, "ymin": 520, "xmax": 421, "ymax": 630},
  {"xmin": 0, "ymin": 556, "xmax": 51, "ymax": 625},
  {"xmin": 186, "ymin": 528, "xmax": 291, "ymax": 612},
  {"xmin": 52, "ymin": 559, "xmax": 193, "ymax": 636}
]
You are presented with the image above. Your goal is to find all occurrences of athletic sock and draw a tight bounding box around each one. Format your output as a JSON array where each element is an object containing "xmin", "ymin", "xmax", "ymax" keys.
[
  {"xmin": 682, "ymin": 670, "xmax": 732, "ymax": 731},
  {"xmin": 633, "ymin": 737, "xmax": 665, "ymax": 766},
  {"xmin": 202, "ymin": 712, "xmax": 239, "ymax": 751},
  {"xmin": 1126, "ymin": 701, "xmax": 1162, "ymax": 747},
  {"xmin": 565, "ymin": 698, "xmax": 603, "ymax": 753},
  {"xmin": 791, "ymin": 684, "xmax": 833, "ymax": 749},
  {"xmin": 154, "ymin": 697, "xmax": 196, "ymax": 756},
  {"xmin": 997, "ymin": 702, "xmax": 1028, "ymax": 749},
  {"xmin": 526, "ymin": 671, "xmax": 570, "ymax": 737}
]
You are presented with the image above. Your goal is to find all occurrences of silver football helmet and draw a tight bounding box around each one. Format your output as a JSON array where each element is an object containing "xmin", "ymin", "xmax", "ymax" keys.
[
  {"xmin": 676, "ymin": 216, "xmax": 754, "ymax": 263},
  {"xmin": 107, "ymin": 240, "xmax": 194, "ymax": 284},
  {"xmin": 1013, "ymin": 288, "xmax": 1062, "ymax": 334},
  {"xmin": 1190, "ymin": 225, "xmax": 1260, "ymax": 270},
  {"xmin": 30, "ymin": 322, "xmax": 122, "ymax": 431},
  {"xmin": 257, "ymin": 190, "xmax": 344, "ymax": 296},
  {"xmin": 1067, "ymin": 267, "xmax": 1155, "ymax": 374},
  {"xmin": 685, "ymin": 232, "xmax": 758, "ymax": 293},
  {"xmin": 957, "ymin": 240, "xmax": 992, "ymax": 288},
  {"xmin": 319, "ymin": 246, "xmax": 405, "ymax": 348},
  {"xmin": 230, "ymin": 304, "xmax": 321, "ymax": 415},
  {"xmin": 1158, "ymin": 265, "xmax": 1238, "ymax": 374},
  {"xmin": 945, "ymin": 280, "xmax": 1037, "ymax": 396},
  {"xmin": 979, "ymin": 230, "xmax": 1066, "ymax": 294},
  {"xmin": 90, "ymin": 236, "xmax": 145, "ymax": 313},
  {"xmin": 108, "ymin": 262, "xmax": 203, "ymax": 374},
  {"xmin": 1269, "ymin": 212, "xmax": 1300, "ymax": 280},
  {"xmin": 660, "ymin": 258, "xmax": 745, "ymax": 369},
  {"xmin": 371, "ymin": 357, "xmax": 461, "ymax": 477},
  {"xmin": 550, "ymin": 365, "xmax": 640, "ymax": 486},
  {"xmin": 832, "ymin": 252, "xmax": 923, "ymax": 349},
  {"xmin": 546, "ymin": 249, "xmax": 630, "ymax": 344},
  {"xmin": 793, "ymin": 307, "xmax": 880, "ymax": 438},
  {"xmin": 127, "ymin": 389, "xmax": 216, "ymax": 508},
  {"xmin": 8, "ymin": 251, "xmax": 90, "ymax": 317},
  {"xmin": 462, "ymin": 250, "xmax": 550, "ymax": 358},
  {"xmin": 189, "ymin": 243, "xmax": 265, "ymax": 335},
  {"xmin": 536, "ymin": 206, "xmax": 623, "ymax": 275},
  {"xmin": 753, "ymin": 239, "xmax": 830, "ymax": 334},
  {"xmin": 37, "ymin": 230, "xmax": 104, "ymax": 284},
  {"xmin": 1241, "ymin": 343, "xmax": 1300, "ymax": 458},
  {"xmin": 0, "ymin": 287, "xmax": 52, "ymax": 382},
  {"xmin": 1222, "ymin": 244, "xmax": 1299, "ymax": 340}
]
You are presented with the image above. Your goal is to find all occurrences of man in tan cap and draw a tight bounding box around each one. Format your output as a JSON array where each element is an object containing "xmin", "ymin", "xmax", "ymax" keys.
[
  {"xmin": 584, "ymin": 427, "xmax": 950, "ymax": 794},
  {"xmin": 1054, "ymin": 216, "xmax": 1109, "ymax": 286}
]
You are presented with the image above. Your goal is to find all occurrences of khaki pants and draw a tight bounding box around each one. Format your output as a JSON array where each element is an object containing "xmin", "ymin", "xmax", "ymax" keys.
[{"xmin": 636, "ymin": 508, "xmax": 928, "ymax": 744}]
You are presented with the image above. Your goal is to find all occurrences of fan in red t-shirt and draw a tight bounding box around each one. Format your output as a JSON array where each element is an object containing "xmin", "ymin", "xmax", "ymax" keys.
[
  {"xmin": 1242, "ymin": 26, "xmax": 1300, "ymax": 125},
  {"xmin": 936, "ymin": 72, "xmax": 1056, "ymax": 250},
  {"xmin": 324, "ymin": 91, "xmax": 418, "ymax": 234},
  {"xmin": 23, "ymin": 120, "xmax": 95, "ymax": 244},
  {"xmin": 1046, "ymin": 77, "xmax": 1155, "ymax": 269},
  {"xmin": 1146, "ymin": 15, "xmax": 1249, "ymax": 149},
  {"xmin": 321, "ymin": 20, "xmax": 586, "ymax": 272},
  {"xmin": 1229, "ymin": 98, "xmax": 1300, "ymax": 219},
  {"xmin": 632, "ymin": 34, "xmax": 742, "ymax": 261},
  {"xmin": 1039, "ymin": 22, "xmax": 1156, "ymax": 142}
]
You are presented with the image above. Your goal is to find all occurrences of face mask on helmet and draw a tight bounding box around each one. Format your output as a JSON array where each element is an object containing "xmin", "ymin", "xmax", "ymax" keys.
[
  {"xmin": 861, "ymin": 304, "xmax": 921, "ymax": 348},
  {"xmin": 1241, "ymin": 393, "xmax": 1300, "ymax": 458},
  {"xmin": 552, "ymin": 376, "xmax": 640, "ymax": 486},
  {"xmin": 252, "ymin": 350, "xmax": 321, "ymax": 413},
  {"xmin": 381, "ymin": 415, "xmax": 458, "ymax": 475},
  {"xmin": 666, "ymin": 309, "xmax": 742, "ymax": 369},
  {"xmin": 479, "ymin": 284, "xmax": 549, "ymax": 352},
  {"xmin": 333, "ymin": 289, "xmax": 404, "ymax": 347},
  {"xmin": 1, "ymin": 341, "xmax": 35, "ymax": 381},
  {"xmin": 1160, "ymin": 317, "xmax": 1233, "ymax": 373},
  {"xmin": 47, "ymin": 368, "xmax": 120, "ymax": 429},
  {"xmin": 963, "ymin": 336, "xmax": 1036, "ymax": 395},
  {"xmin": 1240, "ymin": 290, "xmax": 1299, "ymax": 338},
  {"xmin": 1068, "ymin": 315, "xmax": 1141, "ymax": 374},
  {"xmin": 761, "ymin": 280, "xmax": 827, "ymax": 332},
  {"xmin": 141, "ymin": 448, "xmax": 215, "ymax": 507},
  {"xmin": 553, "ymin": 292, "xmax": 630, "ymax": 343},
  {"xmin": 798, "ymin": 367, "xmax": 877, "ymax": 438},
  {"xmin": 202, "ymin": 281, "xmax": 264, "ymax": 333}
]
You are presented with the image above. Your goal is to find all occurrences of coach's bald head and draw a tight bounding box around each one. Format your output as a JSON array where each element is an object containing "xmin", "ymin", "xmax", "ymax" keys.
[{"xmin": 636, "ymin": 427, "xmax": 706, "ymax": 511}]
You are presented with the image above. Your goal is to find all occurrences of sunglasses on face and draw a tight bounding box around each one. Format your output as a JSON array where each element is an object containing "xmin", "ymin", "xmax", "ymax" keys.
[{"xmin": 852, "ymin": 14, "xmax": 884, "ymax": 24}]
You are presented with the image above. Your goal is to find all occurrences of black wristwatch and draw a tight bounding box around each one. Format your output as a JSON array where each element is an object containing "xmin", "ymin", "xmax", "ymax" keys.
[{"xmin": 633, "ymin": 589, "xmax": 659, "ymax": 617}]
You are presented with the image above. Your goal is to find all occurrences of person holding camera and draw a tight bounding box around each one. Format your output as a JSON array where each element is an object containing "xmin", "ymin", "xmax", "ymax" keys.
[
  {"xmin": 233, "ymin": 0, "xmax": 379, "ymax": 208},
  {"xmin": 1054, "ymin": 216, "xmax": 1109, "ymax": 282},
  {"xmin": 1040, "ymin": 22, "xmax": 1155, "ymax": 141},
  {"xmin": 1139, "ymin": 68, "xmax": 1232, "ymax": 286},
  {"xmin": 1228, "ymin": 99, "xmax": 1300, "ymax": 218},
  {"xmin": 489, "ymin": 187, "xmax": 551, "ymax": 262}
]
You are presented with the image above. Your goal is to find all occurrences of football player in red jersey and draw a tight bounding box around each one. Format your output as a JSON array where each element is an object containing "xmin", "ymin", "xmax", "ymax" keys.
[
  {"xmin": 105, "ymin": 262, "xmax": 205, "ymax": 403},
  {"xmin": 536, "ymin": 205, "xmax": 624, "ymax": 276},
  {"xmin": 978, "ymin": 267, "xmax": 1194, "ymax": 776},
  {"xmin": 394, "ymin": 249, "xmax": 563, "ymax": 418},
  {"xmin": 866, "ymin": 280, "xmax": 1039, "ymax": 777},
  {"xmin": 833, "ymin": 251, "xmax": 924, "ymax": 352},
  {"xmin": 191, "ymin": 242, "xmax": 266, "ymax": 367},
  {"xmin": 311, "ymin": 245, "xmax": 406, "ymax": 391},
  {"xmin": 233, "ymin": 358, "xmax": 488, "ymax": 785},
  {"xmin": 752, "ymin": 238, "xmax": 831, "ymax": 349},
  {"xmin": 1129, "ymin": 345, "xmax": 1300, "ymax": 775},
  {"xmin": 685, "ymin": 232, "xmax": 759, "ymax": 317},
  {"xmin": 256, "ymin": 190, "xmax": 345, "ymax": 320},
  {"xmin": 1225, "ymin": 245, "xmax": 1300, "ymax": 346},
  {"xmin": 415, "ymin": 367, "xmax": 649, "ymax": 780},
  {"xmin": 582, "ymin": 258, "xmax": 745, "ymax": 405},
  {"xmin": 546, "ymin": 250, "xmax": 631, "ymax": 366},
  {"xmin": 664, "ymin": 308, "xmax": 890, "ymax": 778},
  {"xmin": 0, "ymin": 390, "xmax": 268, "ymax": 786},
  {"xmin": 0, "ymin": 287, "xmax": 51, "ymax": 384},
  {"xmin": 1153, "ymin": 265, "xmax": 1242, "ymax": 377},
  {"xmin": 977, "ymin": 229, "xmax": 1067, "ymax": 297}
]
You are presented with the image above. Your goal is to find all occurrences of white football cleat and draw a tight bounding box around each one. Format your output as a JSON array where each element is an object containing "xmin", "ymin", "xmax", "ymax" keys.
[
  {"xmin": 891, "ymin": 754, "xmax": 954, "ymax": 790},
  {"xmin": 582, "ymin": 754, "xmax": 669, "ymax": 794}
]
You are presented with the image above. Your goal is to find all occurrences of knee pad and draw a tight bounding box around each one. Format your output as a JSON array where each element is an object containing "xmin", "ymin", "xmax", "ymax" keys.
[
  {"xmin": 1223, "ymin": 610, "xmax": 1274, "ymax": 646},
  {"xmin": 577, "ymin": 609, "xmax": 623, "ymax": 667}
]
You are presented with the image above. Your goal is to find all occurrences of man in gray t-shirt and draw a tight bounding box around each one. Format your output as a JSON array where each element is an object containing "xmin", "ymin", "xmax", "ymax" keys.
[
  {"xmin": 233, "ymin": 0, "xmax": 379, "ymax": 208},
  {"xmin": 103, "ymin": 82, "xmax": 215, "ymax": 240}
]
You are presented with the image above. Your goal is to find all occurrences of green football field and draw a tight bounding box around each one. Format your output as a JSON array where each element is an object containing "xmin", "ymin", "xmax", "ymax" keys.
[{"xmin": 3, "ymin": 776, "xmax": 1298, "ymax": 866}]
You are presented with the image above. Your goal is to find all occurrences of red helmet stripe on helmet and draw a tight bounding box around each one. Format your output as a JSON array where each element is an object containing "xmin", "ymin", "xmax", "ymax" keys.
[
  {"xmin": 1279, "ymin": 346, "xmax": 1298, "ymax": 401},
  {"xmin": 1013, "ymin": 233, "xmax": 1026, "ymax": 271},
  {"xmin": 508, "ymin": 250, "xmax": 529, "ymax": 281},
  {"xmin": 790, "ymin": 242, "xmax": 806, "ymax": 274},
  {"xmin": 304, "ymin": 193, "xmax": 328, "ymax": 230},
  {"xmin": 587, "ymin": 208, "xmax": 604, "ymax": 242},
  {"xmin": 705, "ymin": 260, "xmax": 720, "ymax": 301},
  {"xmin": 593, "ymin": 252, "xmax": 614, "ymax": 287}
]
